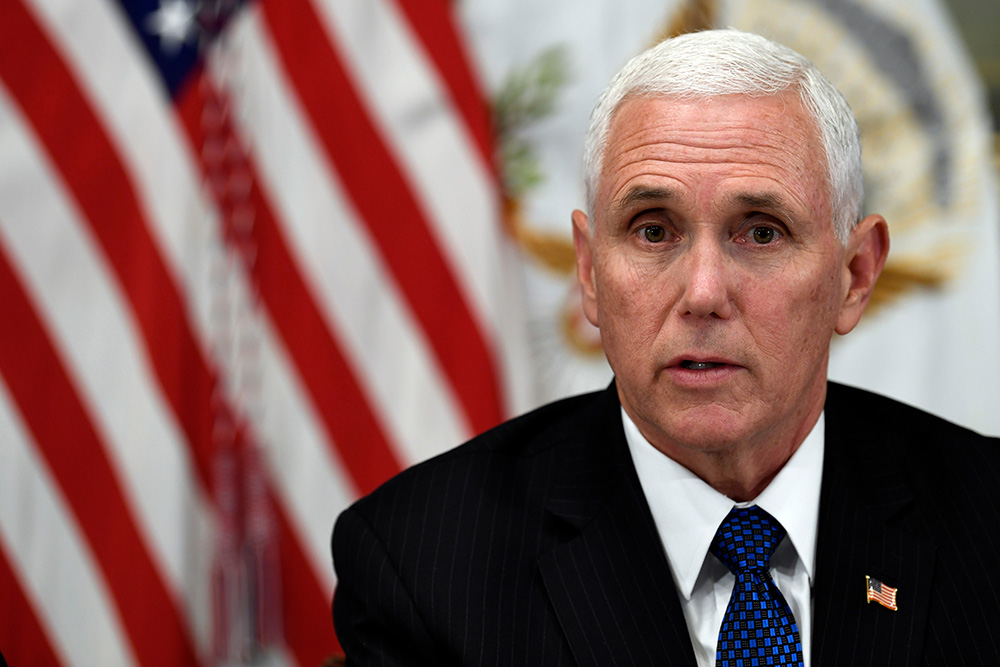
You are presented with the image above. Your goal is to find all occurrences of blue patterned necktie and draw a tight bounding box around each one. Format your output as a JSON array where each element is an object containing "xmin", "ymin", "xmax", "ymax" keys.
[{"xmin": 711, "ymin": 505, "xmax": 803, "ymax": 667}]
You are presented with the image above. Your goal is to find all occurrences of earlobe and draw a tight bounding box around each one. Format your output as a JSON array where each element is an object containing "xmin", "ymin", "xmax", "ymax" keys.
[
  {"xmin": 572, "ymin": 209, "xmax": 600, "ymax": 328},
  {"xmin": 835, "ymin": 214, "xmax": 890, "ymax": 335}
]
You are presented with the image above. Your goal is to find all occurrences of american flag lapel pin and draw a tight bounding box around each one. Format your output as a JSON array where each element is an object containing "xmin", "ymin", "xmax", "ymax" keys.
[{"xmin": 866, "ymin": 575, "xmax": 899, "ymax": 611}]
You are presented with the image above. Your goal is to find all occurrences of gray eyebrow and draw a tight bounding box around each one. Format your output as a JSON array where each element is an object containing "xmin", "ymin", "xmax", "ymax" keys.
[
  {"xmin": 610, "ymin": 187, "xmax": 800, "ymax": 220},
  {"xmin": 610, "ymin": 186, "xmax": 679, "ymax": 214},
  {"xmin": 726, "ymin": 192, "xmax": 796, "ymax": 220}
]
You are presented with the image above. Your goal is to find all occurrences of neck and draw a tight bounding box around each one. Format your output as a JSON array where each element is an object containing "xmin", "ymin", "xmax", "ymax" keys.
[
  {"xmin": 635, "ymin": 400, "xmax": 824, "ymax": 502},
  {"xmin": 693, "ymin": 444, "xmax": 796, "ymax": 502}
]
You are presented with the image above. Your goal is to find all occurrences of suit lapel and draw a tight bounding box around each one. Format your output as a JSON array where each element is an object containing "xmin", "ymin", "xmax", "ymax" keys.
[
  {"xmin": 535, "ymin": 381, "xmax": 938, "ymax": 666},
  {"xmin": 538, "ymin": 385, "xmax": 696, "ymax": 667},
  {"xmin": 813, "ymin": 383, "xmax": 936, "ymax": 666}
]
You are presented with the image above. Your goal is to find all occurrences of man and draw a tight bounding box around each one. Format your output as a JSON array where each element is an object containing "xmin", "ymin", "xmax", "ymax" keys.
[{"xmin": 332, "ymin": 30, "xmax": 1000, "ymax": 666}]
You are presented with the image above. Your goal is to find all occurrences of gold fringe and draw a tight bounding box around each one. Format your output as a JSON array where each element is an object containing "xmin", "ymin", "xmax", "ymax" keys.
[
  {"xmin": 560, "ymin": 299, "xmax": 605, "ymax": 357},
  {"xmin": 867, "ymin": 259, "xmax": 951, "ymax": 314},
  {"xmin": 505, "ymin": 198, "xmax": 578, "ymax": 275}
]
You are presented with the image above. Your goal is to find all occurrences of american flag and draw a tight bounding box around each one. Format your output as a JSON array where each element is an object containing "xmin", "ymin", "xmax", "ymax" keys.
[
  {"xmin": 867, "ymin": 576, "xmax": 899, "ymax": 611},
  {"xmin": 0, "ymin": 0, "xmax": 531, "ymax": 665}
]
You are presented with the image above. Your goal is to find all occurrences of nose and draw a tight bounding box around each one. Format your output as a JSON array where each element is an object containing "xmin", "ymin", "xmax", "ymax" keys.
[{"xmin": 676, "ymin": 240, "xmax": 733, "ymax": 319}]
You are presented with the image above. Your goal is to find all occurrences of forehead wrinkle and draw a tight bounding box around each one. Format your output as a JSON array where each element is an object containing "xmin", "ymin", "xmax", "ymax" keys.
[
  {"xmin": 608, "ymin": 104, "xmax": 816, "ymax": 170},
  {"xmin": 601, "ymin": 96, "xmax": 830, "ymax": 221}
]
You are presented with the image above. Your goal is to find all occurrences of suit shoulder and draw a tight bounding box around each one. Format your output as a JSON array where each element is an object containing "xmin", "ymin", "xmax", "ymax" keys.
[
  {"xmin": 458, "ymin": 388, "xmax": 610, "ymax": 458},
  {"xmin": 827, "ymin": 381, "xmax": 994, "ymax": 442},
  {"xmin": 827, "ymin": 381, "xmax": 1000, "ymax": 478},
  {"xmin": 342, "ymin": 388, "xmax": 609, "ymax": 521}
]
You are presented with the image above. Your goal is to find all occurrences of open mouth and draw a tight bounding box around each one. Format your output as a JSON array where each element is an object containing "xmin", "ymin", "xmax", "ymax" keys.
[{"xmin": 679, "ymin": 360, "xmax": 726, "ymax": 370}]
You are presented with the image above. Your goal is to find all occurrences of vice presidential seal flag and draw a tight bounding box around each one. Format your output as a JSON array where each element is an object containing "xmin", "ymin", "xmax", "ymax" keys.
[{"xmin": 0, "ymin": 0, "xmax": 997, "ymax": 666}]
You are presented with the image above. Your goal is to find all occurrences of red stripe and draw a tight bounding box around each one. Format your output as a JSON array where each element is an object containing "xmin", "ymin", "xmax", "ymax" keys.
[
  {"xmin": 274, "ymin": 495, "xmax": 342, "ymax": 665},
  {"xmin": 0, "ymin": 239, "xmax": 201, "ymax": 666},
  {"xmin": 1, "ymin": 6, "xmax": 348, "ymax": 665},
  {"xmin": 174, "ymin": 71, "xmax": 403, "ymax": 496},
  {"xmin": 391, "ymin": 0, "xmax": 497, "ymax": 177},
  {"xmin": 0, "ymin": 541, "xmax": 62, "ymax": 666},
  {"xmin": 260, "ymin": 0, "xmax": 508, "ymax": 435},
  {"xmin": 0, "ymin": 0, "xmax": 218, "ymax": 498}
]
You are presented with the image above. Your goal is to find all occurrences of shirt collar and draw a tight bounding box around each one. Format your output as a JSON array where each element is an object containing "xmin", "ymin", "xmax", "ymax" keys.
[{"xmin": 623, "ymin": 408, "xmax": 824, "ymax": 600}]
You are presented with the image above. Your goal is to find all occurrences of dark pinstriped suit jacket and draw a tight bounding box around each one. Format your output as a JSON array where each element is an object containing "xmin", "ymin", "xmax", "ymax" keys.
[{"xmin": 332, "ymin": 381, "xmax": 1000, "ymax": 665}]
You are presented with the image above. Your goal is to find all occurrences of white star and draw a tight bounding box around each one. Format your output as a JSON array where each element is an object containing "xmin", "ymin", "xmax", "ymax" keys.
[{"xmin": 146, "ymin": 0, "xmax": 201, "ymax": 55}]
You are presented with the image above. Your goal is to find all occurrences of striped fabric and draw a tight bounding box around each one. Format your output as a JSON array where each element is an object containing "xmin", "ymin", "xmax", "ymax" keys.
[{"xmin": 0, "ymin": 1, "xmax": 529, "ymax": 665}]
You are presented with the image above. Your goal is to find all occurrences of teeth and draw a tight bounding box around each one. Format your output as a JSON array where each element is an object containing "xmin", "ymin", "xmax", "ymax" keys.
[{"xmin": 682, "ymin": 360, "xmax": 723, "ymax": 370}]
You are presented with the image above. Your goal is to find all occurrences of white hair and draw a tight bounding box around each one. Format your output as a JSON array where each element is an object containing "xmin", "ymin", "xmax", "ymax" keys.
[{"xmin": 583, "ymin": 29, "xmax": 863, "ymax": 243}]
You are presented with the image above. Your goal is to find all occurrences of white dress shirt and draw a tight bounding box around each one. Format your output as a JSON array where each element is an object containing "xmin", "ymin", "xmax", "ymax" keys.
[{"xmin": 623, "ymin": 408, "xmax": 824, "ymax": 667}]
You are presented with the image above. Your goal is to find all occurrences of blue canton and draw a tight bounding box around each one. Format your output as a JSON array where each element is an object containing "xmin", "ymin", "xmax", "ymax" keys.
[
  {"xmin": 711, "ymin": 506, "xmax": 804, "ymax": 667},
  {"xmin": 114, "ymin": 0, "xmax": 248, "ymax": 97}
]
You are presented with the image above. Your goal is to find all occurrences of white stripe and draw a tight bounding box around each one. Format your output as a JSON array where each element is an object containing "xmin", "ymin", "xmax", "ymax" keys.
[
  {"xmin": 26, "ymin": 0, "xmax": 208, "ymax": 291},
  {"xmin": 29, "ymin": 0, "xmax": 362, "ymax": 589},
  {"xmin": 0, "ymin": 378, "xmax": 136, "ymax": 667},
  {"xmin": 257, "ymin": 313, "xmax": 352, "ymax": 590},
  {"xmin": 0, "ymin": 83, "xmax": 215, "ymax": 655},
  {"xmin": 30, "ymin": 0, "xmax": 464, "ymax": 465},
  {"xmin": 310, "ymin": 0, "xmax": 507, "ymax": 327},
  {"xmin": 309, "ymin": 0, "xmax": 534, "ymax": 417},
  {"xmin": 224, "ymin": 8, "xmax": 470, "ymax": 462}
]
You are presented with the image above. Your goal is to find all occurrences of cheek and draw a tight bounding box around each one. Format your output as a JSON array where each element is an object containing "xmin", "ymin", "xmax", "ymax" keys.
[
  {"xmin": 744, "ymin": 268, "xmax": 840, "ymax": 358},
  {"xmin": 595, "ymin": 260, "xmax": 673, "ymax": 349},
  {"xmin": 804, "ymin": 263, "xmax": 845, "ymax": 327}
]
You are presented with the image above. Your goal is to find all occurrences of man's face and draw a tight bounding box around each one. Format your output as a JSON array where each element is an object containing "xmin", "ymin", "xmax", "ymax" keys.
[{"xmin": 575, "ymin": 92, "xmax": 857, "ymax": 459}]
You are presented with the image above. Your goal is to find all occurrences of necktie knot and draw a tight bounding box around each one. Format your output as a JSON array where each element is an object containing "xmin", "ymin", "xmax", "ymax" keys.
[
  {"xmin": 710, "ymin": 505, "xmax": 785, "ymax": 576},
  {"xmin": 711, "ymin": 505, "xmax": 803, "ymax": 666}
]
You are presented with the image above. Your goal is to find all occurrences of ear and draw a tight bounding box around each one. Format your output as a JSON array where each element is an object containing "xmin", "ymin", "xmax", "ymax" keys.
[
  {"xmin": 835, "ymin": 214, "xmax": 890, "ymax": 335},
  {"xmin": 572, "ymin": 209, "xmax": 600, "ymax": 328}
]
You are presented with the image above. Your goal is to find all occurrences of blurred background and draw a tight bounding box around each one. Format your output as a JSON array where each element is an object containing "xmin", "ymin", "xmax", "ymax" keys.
[
  {"xmin": 0, "ymin": 0, "xmax": 997, "ymax": 665},
  {"xmin": 947, "ymin": 0, "xmax": 1000, "ymax": 130}
]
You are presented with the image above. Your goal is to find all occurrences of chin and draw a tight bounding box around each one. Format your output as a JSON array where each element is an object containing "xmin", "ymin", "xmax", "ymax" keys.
[{"xmin": 646, "ymin": 404, "xmax": 754, "ymax": 452}]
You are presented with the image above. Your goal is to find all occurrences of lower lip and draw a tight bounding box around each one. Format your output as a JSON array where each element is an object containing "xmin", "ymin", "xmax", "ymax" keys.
[{"xmin": 665, "ymin": 364, "xmax": 743, "ymax": 387}]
